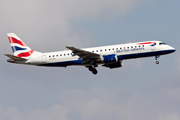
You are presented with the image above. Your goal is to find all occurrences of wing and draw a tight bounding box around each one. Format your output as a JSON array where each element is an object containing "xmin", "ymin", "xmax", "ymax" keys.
[{"xmin": 66, "ymin": 46, "xmax": 101, "ymax": 63}]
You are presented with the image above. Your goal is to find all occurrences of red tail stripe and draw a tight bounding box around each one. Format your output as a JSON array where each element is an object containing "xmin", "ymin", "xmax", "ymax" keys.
[
  {"xmin": 8, "ymin": 37, "xmax": 27, "ymax": 47},
  {"xmin": 137, "ymin": 42, "xmax": 156, "ymax": 45},
  {"xmin": 17, "ymin": 50, "xmax": 34, "ymax": 57}
]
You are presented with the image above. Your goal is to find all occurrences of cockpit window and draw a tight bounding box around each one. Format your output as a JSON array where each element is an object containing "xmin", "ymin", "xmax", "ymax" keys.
[
  {"xmin": 163, "ymin": 42, "xmax": 167, "ymax": 45},
  {"xmin": 159, "ymin": 42, "xmax": 167, "ymax": 45}
]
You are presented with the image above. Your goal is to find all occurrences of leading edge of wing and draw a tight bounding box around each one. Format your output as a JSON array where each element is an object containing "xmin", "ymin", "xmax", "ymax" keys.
[{"xmin": 66, "ymin": 46, "xmax": 100, "ymax": 58}]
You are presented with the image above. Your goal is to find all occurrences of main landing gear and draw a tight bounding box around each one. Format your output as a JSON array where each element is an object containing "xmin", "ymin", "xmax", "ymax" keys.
[
  {"xmin": 89, "ymin": 66, "xmax": 98, "ymax": 75},
  {"xmin": 87, "ymin": 60, "xmax": 98, "ymax": 75},
  {"xmin": 88, "ymin": 65, "xmax": 98, "ymax": 75},
  {"xmin": 155, "ymin": 55, "xmax": 160, "ymax": 64}
]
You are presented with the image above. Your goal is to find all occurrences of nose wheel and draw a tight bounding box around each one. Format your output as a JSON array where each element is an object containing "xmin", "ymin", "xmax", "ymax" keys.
[
  {"xmin": 156, "ymin": 61, "xmax": 159, "ymax": 64},
  {"xmin": 155, "ymin": 55, "xmax": 160, "ymax": 65}
]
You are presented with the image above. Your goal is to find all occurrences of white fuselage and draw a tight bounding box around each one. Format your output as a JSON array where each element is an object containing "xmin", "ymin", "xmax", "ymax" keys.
[{"xmin": 16, "ymin": 40, "xmax": 175, "ymax": 67}]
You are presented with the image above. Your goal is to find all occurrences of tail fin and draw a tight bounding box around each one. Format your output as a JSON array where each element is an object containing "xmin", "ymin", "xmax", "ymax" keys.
[{"xmin": 7, "ymin": 33, "xmax": 34, "ymax": 58}]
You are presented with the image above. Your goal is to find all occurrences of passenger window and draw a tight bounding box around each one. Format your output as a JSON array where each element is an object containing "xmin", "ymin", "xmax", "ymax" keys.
[
  {"xmin": 124, "ymin": 47, "xmax": 125, "ymax": 49},
  {"xmin": 120, "ymin": 48, "xmax": 122, "ymax": 49},
  {"xmin": 57, "ymin": 55, "xmax": 58, "ymax": 57},
  {"xmin": 60, "ymin": 54, "xmax": 62, "ymax": 56},
  {"xmin": 100, "ymin": 50, "xmax": 102, "ymax": 52},
  {"xmin": 135, "ymin": 46, "xmax": 137, "ymax": 48},
  {"xmin": 105, "ymin": 49, "xmax": 107, "ymax": 51},
  {"xmin": 53, "ymin": 55, "xmax": 54, "ymax": 57},
  {"xmin": 116, "ymin": 48, "xmax": 118, "ymax": 50},
  {"xmin": 96, "ymin": 50, "xmax": 98, "ymax": 52},
  {"xmin": 92, "ymin": 51, "xmax": 94, "ymax": 52},
  {"xmin": 139, "ymin": 46, "xmax": 141, "ymax": 47},
  {"xmin": 68, "ymin": 53, "xmax": 69, "ymax": 55},
  {"xmin": 64, "ymin": 54, "xmax": 66, "ymax": 56},
  {"xmin": 142, "ymin": 45, "xmax": 144, "ymax": 47},
  {"xmin": 127, "ymin": 47, "xmax": 129, "ymax": 49},
  {"xmin": 49, "ymin": 56, "xmax": 51, "ymax": 57},
  {"xmin": 109, "ymin": 49, "xmax": 111, "ymax": 51},
  {"xmin": 112, "ymin": 48, "xmax": 114, "ymax": 50},
  {"xmin": 131, "ymin": 46, "xmax": 133, "ymax": 48}
]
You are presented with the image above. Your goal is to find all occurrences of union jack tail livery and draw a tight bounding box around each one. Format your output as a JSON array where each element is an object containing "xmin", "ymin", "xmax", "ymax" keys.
[{"xmin": 7, "ymin": 33, "xmax": 34, "ymax": 58}]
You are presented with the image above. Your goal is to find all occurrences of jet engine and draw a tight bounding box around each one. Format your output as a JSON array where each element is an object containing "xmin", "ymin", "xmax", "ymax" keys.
[
  {"xmin": 102, "ymin": 61, "xmax": 123, "ymax": 69},
  {"xmin": 101, "ymin": 54, "xmax": 118, "ymax": 63}
]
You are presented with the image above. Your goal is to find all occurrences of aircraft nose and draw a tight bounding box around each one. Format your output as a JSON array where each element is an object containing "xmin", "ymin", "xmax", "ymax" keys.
[
  {"xmin": 169, "ymin": 46, "xmax": 176, "ymax": 53},
  {"xmin": 172, "ymin": 48, "xmax": 176, "ymax": 52}
]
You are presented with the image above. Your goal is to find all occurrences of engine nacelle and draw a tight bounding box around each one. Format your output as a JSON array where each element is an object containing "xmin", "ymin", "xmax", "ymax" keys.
[
  {"xmin": 103, "ymin": 61, "xmax": 123, "ymax": 69},
  {"xmin": 108, "ymin": 61, "xmax": 123, "ymax": 68},
  {"xmin": 101, "ymin": 54, "xmax": 118, "ymax": 63}
]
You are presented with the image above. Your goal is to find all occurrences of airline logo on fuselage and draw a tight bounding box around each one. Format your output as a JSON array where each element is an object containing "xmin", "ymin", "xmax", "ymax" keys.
[
  {"xmin": 116, "ymin": 47, "xmax": 145, "ymax": 53},
  {"xmin": 116, "ymin": 42, "xmax": 156, "ymax": 53}
]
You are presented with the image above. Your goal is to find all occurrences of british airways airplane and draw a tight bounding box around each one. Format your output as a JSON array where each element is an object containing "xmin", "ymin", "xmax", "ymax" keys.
[{"xmin": 5, "ymin": 33, "xmax": 176, "ymax": 75}]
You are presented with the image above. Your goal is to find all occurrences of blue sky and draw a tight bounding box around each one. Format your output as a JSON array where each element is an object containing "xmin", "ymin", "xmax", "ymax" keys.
[{"xmin": 0, "ymin": 0, "xmax": 180, "ymax": 120}]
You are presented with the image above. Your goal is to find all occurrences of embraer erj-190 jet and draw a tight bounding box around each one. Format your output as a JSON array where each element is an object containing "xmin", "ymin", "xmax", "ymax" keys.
[{"xmin": 5, "ymin": 33, "xmax": 176, "ymax": 75}]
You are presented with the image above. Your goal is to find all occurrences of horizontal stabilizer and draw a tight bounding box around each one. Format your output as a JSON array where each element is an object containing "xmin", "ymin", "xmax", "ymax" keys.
[{"xmin": 4, "ymin": 54, "xmax": 27, "ymax": 61}]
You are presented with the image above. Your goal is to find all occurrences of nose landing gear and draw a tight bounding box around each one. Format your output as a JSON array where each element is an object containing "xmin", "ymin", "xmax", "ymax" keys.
[{"xmin": 155, "ymin": 55, "xmax": 160, "ymax": 64}]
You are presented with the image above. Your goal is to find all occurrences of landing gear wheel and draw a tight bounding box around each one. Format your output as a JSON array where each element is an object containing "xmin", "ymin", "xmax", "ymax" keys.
[
  {"xmin": 87, "ymin": 63, "xmax": 98, "ymax": 75},
  {"xmin": 156, "ymin": 61, "xmax": 159, "ymax": 64},
  {"xmin": 92, "ymin": 69, "xmax": 98, "ymax": 75},
  {"xmin": 88, "ymin": 66, "xmax": 94, "ymax": 71}
]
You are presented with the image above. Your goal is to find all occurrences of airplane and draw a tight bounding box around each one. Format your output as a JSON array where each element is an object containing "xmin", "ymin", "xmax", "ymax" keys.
[{"xmin": 5, "ymin": 33, "xmax": 176, "ymax": 75}]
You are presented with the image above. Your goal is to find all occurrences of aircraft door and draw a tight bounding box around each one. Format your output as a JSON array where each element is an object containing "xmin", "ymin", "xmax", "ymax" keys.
[
  {"xmin": 42, "ymin": 55, "xmax": 47, "ymax": 63},
  {"xmin": 150, "ymin": 43, "xmax": 156, "ymax": 51},
  {"xmin": 150, "ymin": 46, "xmax": 155, "ymax": 51}
]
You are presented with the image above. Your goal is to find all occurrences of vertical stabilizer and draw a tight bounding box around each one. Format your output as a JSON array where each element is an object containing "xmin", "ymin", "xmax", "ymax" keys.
[{"xmin": 7, "ymin": 33, "xmax": 34, "ymax": 58}]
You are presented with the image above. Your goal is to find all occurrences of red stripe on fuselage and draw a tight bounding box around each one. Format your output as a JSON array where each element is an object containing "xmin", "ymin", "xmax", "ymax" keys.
[
  {"xmin": 8, "ymin": 37, "xmax": 27, "ymax": 47},
  {"xmin": 17, "ymin": 50, "xmax": 34, "ymax": 57},
  {"xmin": 137, "ymin": 42, "xmax": 156, "ymax": 45}
]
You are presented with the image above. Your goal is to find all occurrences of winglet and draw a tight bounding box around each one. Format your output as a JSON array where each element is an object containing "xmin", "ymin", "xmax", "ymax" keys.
[{"xmin": 61, "ymin": 39, "xmax": 68, "ymax": 47}]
